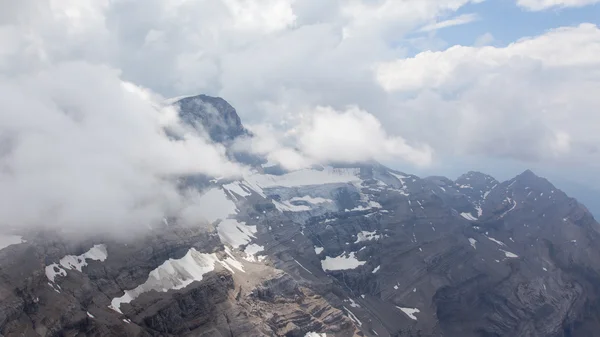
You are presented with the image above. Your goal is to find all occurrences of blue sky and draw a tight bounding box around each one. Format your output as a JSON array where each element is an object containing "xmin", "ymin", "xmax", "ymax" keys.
[{"xmin": 416, "ymin": 1, "xmax": 600, "ymax": 48}]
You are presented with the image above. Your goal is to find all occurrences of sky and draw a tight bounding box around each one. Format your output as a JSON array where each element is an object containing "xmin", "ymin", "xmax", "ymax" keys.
[{"xmin": 1, "ymin": 0, "xmax": 600, "ymax": 232}]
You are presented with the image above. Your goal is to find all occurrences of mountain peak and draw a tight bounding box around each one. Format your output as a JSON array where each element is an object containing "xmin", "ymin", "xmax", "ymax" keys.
[
  {"xmin": 173, "ymin": 94, "xmax": 248, "ymax": 143},
  {"xmin": 518, "ymin": 169, "xmax": 537, "ymax": 178},
  {"xmin": 456, "ymin": 171, "xmax": 498, "ymax": 185},
  {"xmin": 507, "ymin": 169, "xmax": 558, "ymax": 194},
  {"xmin": 513, "ymin": 169, "xmax": 545, "ymax": 184}
]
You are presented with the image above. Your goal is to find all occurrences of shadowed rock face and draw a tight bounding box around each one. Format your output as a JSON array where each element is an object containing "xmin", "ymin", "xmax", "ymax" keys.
[
  {"xmin": 174, "ymin": 94, "xmax": 264, "ymax": 166},
  {"xmin": 3, "ymin": 96, "xmax": 600, "ymax": 337},
  {"xmin": 174, "ymin": 94, "xmax": 248, "ymax": 144}
]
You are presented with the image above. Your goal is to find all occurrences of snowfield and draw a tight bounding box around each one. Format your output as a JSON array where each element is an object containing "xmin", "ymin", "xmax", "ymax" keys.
[
  {"xmin": 396, "ymin": 306, "xmax": 420, "ymax": 320},
  {"xmin": 45, "ymin": 244, "xmax": 108, "ymax": 282},
  {"xmin": 109, "ymin": 248, "xmax": 243, "ymax": 313},
  {"xmin": 246, "ymin": 167, "xmax": 361, "ymax": 188},
  {"xmin": 321, "ymin": 252, "xmax": 365, "ymax": 271}
]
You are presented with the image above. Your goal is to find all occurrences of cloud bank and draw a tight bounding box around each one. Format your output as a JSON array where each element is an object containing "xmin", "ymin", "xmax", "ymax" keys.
[
  {"xmin": 240, "ymin": 106, "xmax": 433, "ymax": 170},
  {"xmin": 0, "ymin": 62, "xmax": 243, "ymax": 234},
  {"xmin": 376, "ymin": 23, "xmax": 600, "ymax": 165},
  {"xmin": 517, "ymin": 0, "xmax": 600, "ymax": 10},
  {"xmin": 2, "ymin": 0, "xmax": 600, "ymax": 233}
]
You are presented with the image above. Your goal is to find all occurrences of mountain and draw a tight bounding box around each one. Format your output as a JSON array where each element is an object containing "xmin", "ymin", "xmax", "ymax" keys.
[
  {"xmin": 1, "ymin": 96, "xmax": 600, "ymax": 336},
  {"xmin": 174, "ymin": 94, "xmax": 249, "ymax": 143},
  {"xmin": 547, "ymin": 177, "xmax": 600, "ymax": 220},
  {"xmin": 173, "ymin": 94, "xmax": 263, "ymax": 167}
]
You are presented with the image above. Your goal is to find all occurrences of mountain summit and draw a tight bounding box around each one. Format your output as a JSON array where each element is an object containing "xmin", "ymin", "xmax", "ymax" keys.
[{"xmin": 174, "ymin": 94, "xmax": 249, "ymax": 143}]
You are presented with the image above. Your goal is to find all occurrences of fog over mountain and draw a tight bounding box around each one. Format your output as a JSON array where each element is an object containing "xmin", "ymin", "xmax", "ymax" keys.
[
  {"xmin": 2, "ymin": 1, "xmax": 600, "ymax": 337},
  {"xmin": 2, "ymin": 1, "xmax": 600, "ymax": 202}
]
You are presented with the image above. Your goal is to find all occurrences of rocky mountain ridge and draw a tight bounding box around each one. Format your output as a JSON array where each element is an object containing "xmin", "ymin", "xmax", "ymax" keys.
[{"xmin": 0, "ymin": 95, "xmax": 599, "ymax": 337}]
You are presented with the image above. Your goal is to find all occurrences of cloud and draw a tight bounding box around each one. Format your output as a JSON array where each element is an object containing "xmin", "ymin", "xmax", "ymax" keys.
[
  {"xmin": 3, "ymin": 0, "xmax": 600, "ymax": 233},
  {"xmin": 295, "ymin": 106, "xmax": 433, "ymax": 167},
  {"xmin": 474, "ymin": 32, "xmax": 495, "ymax": 46},
  {"xmin": 376, "ymin": 24, "xmax": 600, "ymax": 92},
  {"xmin": 419, "ymin": 13, "xmax": 480, "ymax": 32},
  {"xmin": 0, "ymin": 61, "xmax": 243, "ymax": 235},
  {"xmin": 516, "ymin": 0, "xmax": 600, "ymax": 11},
  {"xmin": 4, "ymin": 0, "xmax": 478, "ymax": 235},
  {"xmin": 375, "ymin": 23, "xmax": 600, "ymax": 166},
  {"xmin": 242, "ymin": 106, "xmax": 433, "ymax": 170},
  {"xmin": 0, "ymin": 0, "xmax": 484, "ymax": 112}
]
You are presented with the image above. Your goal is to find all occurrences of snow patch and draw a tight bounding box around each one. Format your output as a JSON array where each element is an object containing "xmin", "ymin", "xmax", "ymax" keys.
[
  {"xmin": 294, "ymin": 259, "xmax": 314, "ymax": 275},
  {"xmin": 344, "ymin": 307, "xmax": 362, "ymax": 327},
  {"xmin": 243, "ymin": 244, "xmax": 264, "ymax": 262},
  {"xmin": 500, "ymin": 198, "xmax": 517, "ymax": 218},
  {"xmin": 304, "ymin": 333, "xmax": 327, "ymax": 337},
  {"xmin": 223, "ymin": 182, "xmax": 251, "ymax": 198},
  {"xmin": 221, "ymin": 247, "xmax": 245, "ymax": 273},
  {"xmin": 45, "ymin": 264, "xmax": 67, "ymax": 283},
  {"xmin": 461, "ymin": 212, "xmax": 477, "ymax": 221},
  {"xmin": 468, "ymin": 238, "xmax": 477, "ymax": 249},
  {"xmin": 475, "ymin": 206, "xmax": 483, "ymax": 217},
  {"xmin": 321, "ymin": 252, "xmax": 365, "ymax": 271},
  {"xmin": 389, "ymin": 172, "xmax": 408, "ymax": 187},
  {"xmin": 0, "ymin": 235, "xmax": 25, "ymax": 251},
  {"xmin": 289, "ymin": 196, "xmax": 333, "ymax": 204},
  {"xmin": 396, "ymin": 307, "xmax": 420, "ymax": 321},
  {"xmin": 487, "ymin": 236, "xmax": 506, "ymax": 247},
  {"xmin": 354, "ymin": 230, "xmax": 380, "ymax": 243},
  {"xmin": 45, "ymin": 244, "xmax": 108, "ymax": 282},
  {"xmin": 247, "ymin": 167, "xmax": 360, "ymax": 188},
  {"xmin": 372, "ymin": 265, "xmax": 381, "ymax": 273},
  {"xmin": 347, "ymin": 298, "xmax": 361, "ymax": 308},
  {"xmin": 347, "ymin": 201, "xmax": 382, "ymax": 212},
  {"xmin": 500, "ymin": 250, "xmax": 518, "ymax": 258},
  {"xmin": 217, "ymin": 219, "xmax": 256, "ymax": 248},
  {"xmin": 109, "ymin": 249, "xmax": 221, "ymax": 313},
  {"xmin": 273, "ymin": 200, "xmax": 311, "ymax": 212},
  {"xmin": 314, "ymin": 246, "xmax": 324, "ymax": 255},
  {"xmin": 193, "ymin": 188, "xmax": 238, "ymax": 223}
]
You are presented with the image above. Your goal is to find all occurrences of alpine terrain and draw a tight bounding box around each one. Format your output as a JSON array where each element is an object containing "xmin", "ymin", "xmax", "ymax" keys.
[{"xmin": 1, "ymin": 95, "xmax": 600, "ymax": 337}]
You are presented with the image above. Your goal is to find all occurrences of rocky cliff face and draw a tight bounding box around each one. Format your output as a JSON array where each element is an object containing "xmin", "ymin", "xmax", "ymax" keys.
[
  {"xmin": 1, "ymin": 96, "xmax": 600, "ymax": 337},
  {"xmin": 174, "ymin": 95, "xmax": 248, "ymax": 144}
]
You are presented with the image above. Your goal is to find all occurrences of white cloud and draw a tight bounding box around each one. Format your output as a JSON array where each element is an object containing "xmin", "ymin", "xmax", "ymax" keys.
[
  {"xmin": 375, "ymin": 24, "xmax": 600, "ymax": 165},
  {"xmin": 517, "ymin": 0, "xmax": 600, "ymax": 11},
  {"xmin": 419, "ymin": 13, "xmax": 480, "ymax": 32},
  {"xmin": 221, "ymin": 0, "xmax": 297, "ymax": 32},
  {"xmin": 5, "ymin": 0, "xmax": 475, "ymax": 234},
  {"xmin": 376, "ymin": 24, "xmax": 600, "ymax": 92},
  {"xmin": 474, "ymin": 32, "xmax": 495, "ymax": 46},
  {"xmin": 296, "ymin": 106, "xmax": 433, "ymax": 167},
  {"xmin": 0, "ymin": 62, "xmax": 243, "ymax": 235},
  {"xmin": 3, "ymin": 0, "xmax": 600, "ymax": 233},
  {"xmin": 243, "ymin": 106, "xmax": 433, "ymax": 170}
]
